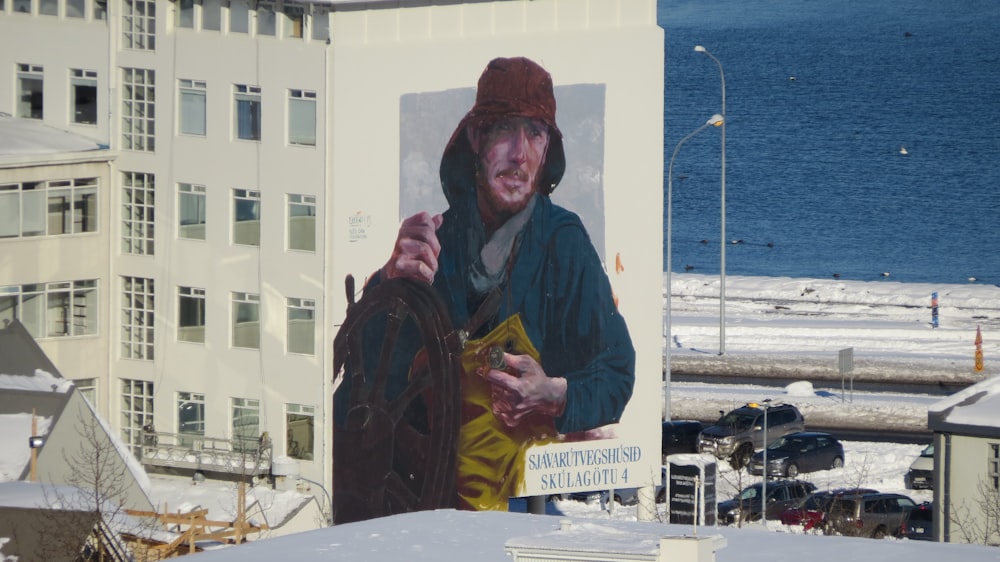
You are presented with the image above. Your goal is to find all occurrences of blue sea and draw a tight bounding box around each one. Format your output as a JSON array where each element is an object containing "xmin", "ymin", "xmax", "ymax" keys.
[{"xmin": 657, "ymin": 0, "xmax": 1000, "ymax": 286}]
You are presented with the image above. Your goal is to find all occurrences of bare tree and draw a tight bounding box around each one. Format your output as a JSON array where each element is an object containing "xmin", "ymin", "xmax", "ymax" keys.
[
  {"xmin": 949, "ymin": 478, "xmax": 1000, "ymax": 546},
  {"xmin": 38, "ymin": 408, "xmax": 158, "ymax": 561}
]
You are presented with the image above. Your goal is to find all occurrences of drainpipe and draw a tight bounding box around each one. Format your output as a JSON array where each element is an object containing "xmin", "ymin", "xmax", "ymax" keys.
[{"xmin": 942, "ymin": 433, "xmax": 951, "ymax": 542}]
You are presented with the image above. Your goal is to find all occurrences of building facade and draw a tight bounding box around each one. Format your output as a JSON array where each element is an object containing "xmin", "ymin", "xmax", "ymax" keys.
[
  {"xmin": 1, "ymin": 0, "xmax": 665, "ymax": 507},
  {"xmin": 929, "ymin": 376, "xmax": 1000, "ymax": 545}
]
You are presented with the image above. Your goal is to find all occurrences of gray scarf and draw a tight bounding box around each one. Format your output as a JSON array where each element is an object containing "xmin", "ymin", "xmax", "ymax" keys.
[{"xmin": 468, "ymin": 194, "xmax": 537, "ymax": 296}]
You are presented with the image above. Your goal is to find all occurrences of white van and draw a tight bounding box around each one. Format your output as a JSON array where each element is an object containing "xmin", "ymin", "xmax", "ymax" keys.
[{"xmin": 904, "ymin": 444, "xmax": 934, "ymax": 490}]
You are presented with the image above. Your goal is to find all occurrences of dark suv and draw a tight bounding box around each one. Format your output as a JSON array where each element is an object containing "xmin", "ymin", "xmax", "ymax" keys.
[
  {"xmin": 698, "ymin": 402, "xmax": 805, "ymax": 467},
  {"xmin": 662, "ymin": 420, "xmax": 706, "ymax": 459},
  {"xmin": 717, "ymin": 479, "xmax": 816, "ymax": 525},
  {"xmin": 823, "ymin": 492, "xmax": 919, "ymax": 538}
]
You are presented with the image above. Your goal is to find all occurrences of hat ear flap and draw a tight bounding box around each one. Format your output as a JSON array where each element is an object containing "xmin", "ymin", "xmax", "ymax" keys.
[
  {"xmin": 440, "ymin": 129, "xmax": 478, "ymax": 204},
  {"xmin": 539, "ymin": 133, "xmax": 565, "ymax": 195}
]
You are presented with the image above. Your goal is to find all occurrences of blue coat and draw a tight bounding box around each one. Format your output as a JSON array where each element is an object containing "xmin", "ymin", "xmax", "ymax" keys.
[{"xmin": 432, "ymin": 194, "xmax": 635, "ymax": 434}]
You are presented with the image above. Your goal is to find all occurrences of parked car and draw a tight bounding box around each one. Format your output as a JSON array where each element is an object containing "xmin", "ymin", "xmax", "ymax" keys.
[
  {"xmin": 698, "ymin": 402, "xmax": 805, "ymax": 467},
  {"xmin": 904, "ymin": 443, "xmax": 934, "ymax": 490},
  {"xmin": 662, "ymin": 420, "xmax": 706, "ymax": 459},
  {"xmin": 824, "ymin": 492, "xmax": 920, "ymax": 539},
  {"xmin": 748, "ymin": 431, "xmax": 845, "ymax": 477},
  {"xmin": 778, "ymin": 488, "xmax": 879, "ymax": 531},
  {"xmin": 717, "ymin": 479, "xmax": 816, "ymax": 525},
  {"xmin": 901, "ymin": 501, "xmax": 934, "ymax": 540}
]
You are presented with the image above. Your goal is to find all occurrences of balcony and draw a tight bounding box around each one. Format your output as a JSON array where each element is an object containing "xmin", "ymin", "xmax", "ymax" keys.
[{"xmin": 141, "ymin": 430, "xmax": 272, "ymax": 477}]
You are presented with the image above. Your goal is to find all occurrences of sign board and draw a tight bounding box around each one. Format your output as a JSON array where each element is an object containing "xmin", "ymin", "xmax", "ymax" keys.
[{"xmin": 667, "ymin": 454, "xmax": 717, "ymax": 526}]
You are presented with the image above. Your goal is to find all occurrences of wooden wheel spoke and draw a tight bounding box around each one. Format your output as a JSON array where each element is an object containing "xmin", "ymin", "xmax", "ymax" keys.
[
  {"xmin": 383, "ymin": 471, "xmax": 420, "ymax": 507},
  {"xmin": 344, "ymin": 331, "xmax": 371, "ymax": 407},
  {"xmin": 372, "ymin": 297, "xmax": 410, "ymax": 400},
  {"xmin": 388, "ymin": 366, "xmax": 433, "ymax": 422}
]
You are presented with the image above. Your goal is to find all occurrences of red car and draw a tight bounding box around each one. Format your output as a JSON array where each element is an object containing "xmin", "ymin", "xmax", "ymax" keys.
[{"xmin": 779, "ymin": 488, "xmax": 878, "ymax": 531}]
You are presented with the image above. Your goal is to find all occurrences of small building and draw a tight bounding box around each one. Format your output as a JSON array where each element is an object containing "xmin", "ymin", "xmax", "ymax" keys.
[
  {"xmin": 928, "ymin": 375, "xmax": 1000, "ymax": 545},
  {"xmin": 0, "ymin": 319, "xmax": 154, "ymax": 513}
]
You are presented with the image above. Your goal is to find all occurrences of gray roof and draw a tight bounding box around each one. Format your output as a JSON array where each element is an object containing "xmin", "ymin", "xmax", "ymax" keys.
[
  {"xmin": 0, "ymin": 319, "xmax": 61, "ymax": 377},
  {"xmin": 0, "ymin": 115, "xmax": 106, "ymax": 157}
]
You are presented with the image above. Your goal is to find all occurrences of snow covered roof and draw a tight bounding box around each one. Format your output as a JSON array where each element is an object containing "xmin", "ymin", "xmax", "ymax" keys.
[
  {"xmin": 927, "ymin": 375, "xmax": 1000, "ymax": 438},
  {"xmin": 0, "ymin": 115, "xmax": 106, "ymax": 156}
]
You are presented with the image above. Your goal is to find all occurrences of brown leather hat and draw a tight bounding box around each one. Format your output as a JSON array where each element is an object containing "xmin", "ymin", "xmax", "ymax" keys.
[{"xmin": 440, "ymin": 57, "xmax": 566, "ymax": 202}]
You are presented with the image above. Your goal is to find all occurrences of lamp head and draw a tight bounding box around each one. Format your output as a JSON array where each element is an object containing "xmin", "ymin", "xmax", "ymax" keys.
[
  {"xmin": 28, "ymin": 436, "xmax": 44, "ymax": 449},
  {"xmin": 708, "ymin": 114, "xmax": 724, "ymax": 127},
  {"xmin": 694, "ymin": 45, "xmax": 706, "ymax": 52}
]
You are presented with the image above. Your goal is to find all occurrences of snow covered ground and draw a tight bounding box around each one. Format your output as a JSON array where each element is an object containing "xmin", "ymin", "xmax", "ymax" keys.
[{"xmin": 667, "ymin": 273, "xmax": 999, "ymax": 385}]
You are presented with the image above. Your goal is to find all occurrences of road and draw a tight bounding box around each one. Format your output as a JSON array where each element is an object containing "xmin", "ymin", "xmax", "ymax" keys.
[{"xmin": 667, "ymin": 381, "xmax": 937, "ymax": 439}]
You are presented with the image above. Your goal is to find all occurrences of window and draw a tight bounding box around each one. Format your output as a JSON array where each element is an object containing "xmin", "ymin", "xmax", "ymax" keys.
[
  {"xmin": 232, "ymin": 292, "xmax": 259, "ymax": 349},
  {"xmin": 229, "ymin": 0, "xmax": 249, "ymax": 33},
  {"xmin": 287, "ymin": 194, "xmax": 315, "ymax": 252},
  {"xmin": 66, "ymin": 0, "xmax": 85, "ymax": 17},
  {"xmin": 234, "ymin": 84, "xmax": 261, "ymax": 141},
  {"xmin": 38, "ymin": 0, "xmax": 55, "ymax": 16},
  {"xmin": 175, "ymin": 0, "xmax": 193, "ymax": 28},
  {"xmin": 991, "ymin": 443, "xmax": 999, "ymax": 490},
  {"xmin": 179, "ymin": 79, "xmax": 206, "ymax": 136},
  {"xmin": 122, "ymin": 172, "xmax": 155, "ymax": 255},
  {"xmin": 121, "ymin": 276, "xmax": 154, "ymax": 360},
  {"xmin": 123, "ymin": 0, "xmax": 155, "ymax": 50},
  {"xmin": 13, "ymin": 0, "xmax": 31, "ymax": 13},
  {"xmin": 74, "ymin": 378, "xmax": 97, "ymax": 407},
  {"xmin": 311, "ymin": 6, "xmax": 329, "ymax": 41},
  {"xmin": 202, "ymin": 0, "xmax": 220, "ymax": 30},
  {"xmin": 121, "ymin": 67, "xmax": 155, "ymax": 151},
  {"xmin": 288, "ymin": 89, "xmax": 316, "ymax": 146},
  {"xmin": 177, "ymin": 392, "xmax": 205, "ymax": 446},
  {"xmin": 232, "ymin": 398, "xmax": 260, "ymax": 451},
  {"xmin": 0, "ymin": 280, "xmax": 97, "ymax": 339},
  {"xmin": 233, "ymin": 188, "xmax": 260, "ymax": 246},
  {"xmin": 282, "ymin": 3, "xmax": 303, "ymax": 38},
  {"xmin": 93, "ymin": 0, "xmax": 106, "ymax": 20},
  {"xmin": 287, "ymin": 297, "xmax": 314, "ymax": 355},
  {"xmin": 178, "ymin": 183, "xmax": 206, "ymax": 239},
  {"xmin": 178, "ymin": 286, "xmax": 205, "ymax": 343},
  {"xmin": 17, "ymin": 64, "xmax": 43, "ymax": 120},
  {"xmin": 256, "ymin": 2, "xmax": 275, "ymax": 36},
  {"xmin": 0, "ymin": 178, "xmax": 97, "ymax": 239},
  {"xmin": 71, "ymin": 69, "xmax": 98, "ymax": 125},
  {"xmin": 286, "ymin": 404, "xmax": 314, "ymax": 461},
  {"xmin": 121, "ymin": 379, "xmax": 154, "ymax": 458}
]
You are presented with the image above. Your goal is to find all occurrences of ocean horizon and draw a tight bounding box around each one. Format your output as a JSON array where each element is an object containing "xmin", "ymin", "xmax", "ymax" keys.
[{"xmin": 657, "ymin": 0, "xmax": 999, "ymax": 287}]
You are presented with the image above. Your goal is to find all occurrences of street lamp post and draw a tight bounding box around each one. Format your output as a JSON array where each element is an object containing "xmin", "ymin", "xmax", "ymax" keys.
[
  {"xmin": 694, "ymin": 45, "xmax": 727, "ymax": 356},
  {"xmin": 664, "ymin": 114, "xmax": 724, "ymax": 420},
  {"xmin": 761, "ymin": 398, "xmax": 772, "ymax": 526}
]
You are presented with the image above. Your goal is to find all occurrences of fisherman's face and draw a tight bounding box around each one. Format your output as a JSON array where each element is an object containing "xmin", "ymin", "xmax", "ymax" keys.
[{"xmin": 470, "ymin": 117, "xmax": 550, "ymax": 222}]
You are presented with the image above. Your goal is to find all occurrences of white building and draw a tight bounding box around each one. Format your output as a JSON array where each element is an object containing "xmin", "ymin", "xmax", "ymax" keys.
[
  {"xmin": 0, "ymin": 0, "xmax": 665, "ymax": 508},
  {"xmin": 929, "ymin": 375, "xmax": 1000, "ymax": 545}
]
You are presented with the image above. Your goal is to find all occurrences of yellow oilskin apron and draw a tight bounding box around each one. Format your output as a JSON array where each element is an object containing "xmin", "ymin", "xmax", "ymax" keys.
[{"xmin": 455, "ymin": 314, "xmax": 559, "ymax": 511}]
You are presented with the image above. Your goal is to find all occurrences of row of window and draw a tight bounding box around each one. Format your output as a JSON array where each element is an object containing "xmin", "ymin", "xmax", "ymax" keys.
[
  {"xmin": 175, "ymin": 0, "xmax": 330, "ymax": 42},
  {"xmin": 119, "ymin": 378, "xmax": 316, "ymax": 462},
  {"xmin": 175, "ymin": 287, "xmax": 316, "ymax": 355},
  {"xmin": 0, "ymin": 173, "xmax": 316, "ymax": 253},
  {"xmin": 2, "ymin": 0, "xmax": 329, "ymax": 45},
  {"xmin": 14, "ymin": 64, "xmax": 318, "ymax": 148},
  {"xmin": 0, "ymin": 177, "xmax": 98, "ymax": 238},
  {"xmin": 15, "ymin": 63, "xmax": 97, "ymax": 124},
  {"xmin": 1, "ymin": 0, "xmax": 106, "ymax": 20},
  {"xmin": 0, "ymin": 277, "xmax": 316, "ymax": 355},
  {"xmin": 177, "ymin": 78, "xmax": 318, "ymax": 145}
]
